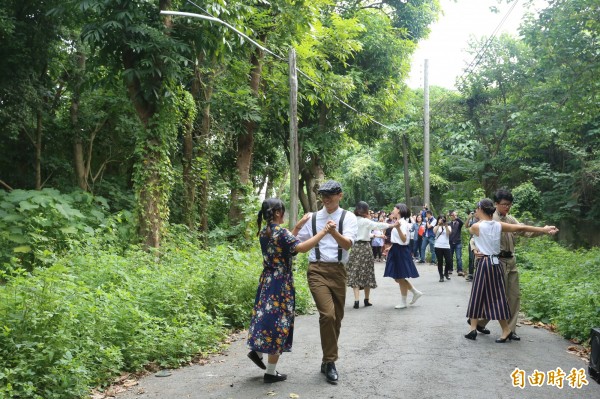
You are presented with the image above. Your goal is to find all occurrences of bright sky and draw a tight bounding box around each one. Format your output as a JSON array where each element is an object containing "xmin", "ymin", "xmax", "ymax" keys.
[{"xmin": 407, "ymin": 0, "xmax": 542, "ymax": 90}]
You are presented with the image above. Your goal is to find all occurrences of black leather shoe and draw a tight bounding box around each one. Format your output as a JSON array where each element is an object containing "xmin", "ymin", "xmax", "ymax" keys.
[
  {"xmin": 364, "ymin": 299, "xmax": 373, "ymax": 307},
  {"xmin": 321, "ymin": 362, "xmax": 338, "ymax": 384},
  {"xmin": 466, "ymin": 319, "xmax": 490, "ymax": 334},
  {"xmin": 439, "ymin": 277, "xmax": 444, "ymax": 282},
  {"xmin": 444, "ymin": 274, "xmax": 451, "ymax": 280},
  {"xmin": 247, "ymin": 351, "xmax": 266, "ymax": 370},
  {"xmin": 464, "ymin": 330, "xmax": 477, "ymax": 340},
  {"xmin": 353, "ymin": 301, "xmax": 359, "ymax": 309},
  {"xmin": 264, "ymin": 371, "xmax": 287, "ymax": 383},
  {"xmin": 509, "ymin": 332, "xmax": 521, "ymax": 341},
  {"xmin": 495, "ymin": 334, "xmax": 511, "ymax": 343}
]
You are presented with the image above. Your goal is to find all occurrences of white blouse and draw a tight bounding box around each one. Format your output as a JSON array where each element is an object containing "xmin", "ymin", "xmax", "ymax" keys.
[
  {"xmin": 391, "ymin": 218, "xmax": 410, "ymax": 245},
  {"xmin": 356, "ymin": 216, "xmax": 390, "ymax": 241}
]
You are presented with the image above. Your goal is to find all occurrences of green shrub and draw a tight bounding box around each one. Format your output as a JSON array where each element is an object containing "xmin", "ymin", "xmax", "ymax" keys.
[
  {"xmin": 519, "ymin": 238, "xmax": 600, "ymax": 343},
  {"xmin": 0, "ymin": 224, "xmax": 315, "ymax": 399},
  {"xmin": 0, "ymin": 189, "xmax": 112, "ymax": 271}
]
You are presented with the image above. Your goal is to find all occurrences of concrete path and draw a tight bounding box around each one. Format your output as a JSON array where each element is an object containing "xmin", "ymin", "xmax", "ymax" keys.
[{"xmin": 116, "ymin": 261, "xmax": 597, "ymax": 399}]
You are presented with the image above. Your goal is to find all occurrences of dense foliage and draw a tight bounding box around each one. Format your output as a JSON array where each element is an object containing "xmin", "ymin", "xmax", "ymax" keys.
[
  {"xmin": 1, "ymin": 0, "xmax": 599, "ymax": 397},
  {"xmin": 519, "ymin": 238, "xmax": 600, "ymax": 343},
  {"xmin": 0, "ymin": 224, "xmax": 314, "ymax": 398}
]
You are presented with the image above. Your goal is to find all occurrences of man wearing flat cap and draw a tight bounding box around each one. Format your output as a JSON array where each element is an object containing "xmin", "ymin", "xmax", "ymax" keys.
[{"xmin": 297, "ymin": 180, "xmax": 357, "ymax": 384}]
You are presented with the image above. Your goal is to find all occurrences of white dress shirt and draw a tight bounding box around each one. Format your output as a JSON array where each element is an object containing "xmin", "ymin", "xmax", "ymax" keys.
[{"xmin": 297, "ymin": 207, "xmax": 358, "ymax": 264}]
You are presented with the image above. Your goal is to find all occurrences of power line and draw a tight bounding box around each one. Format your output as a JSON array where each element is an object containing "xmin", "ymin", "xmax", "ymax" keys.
[
  {"xmin": 163, "ymin": 3, "xmax": 393, "ymax": 130},
  {"xmin": 429, "ymin": 0, "xmax": 521, "ymax": 115}
]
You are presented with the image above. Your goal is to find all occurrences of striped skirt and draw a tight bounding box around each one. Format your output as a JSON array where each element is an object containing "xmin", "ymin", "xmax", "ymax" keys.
[{"xmin": 466, "ymin": 256, "xmax": 510, "ymax": 320}]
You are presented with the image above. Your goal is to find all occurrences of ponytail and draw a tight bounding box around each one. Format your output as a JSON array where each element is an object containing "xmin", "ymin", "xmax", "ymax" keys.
[{"xmin": 257, "ymin": 198, "xmax": 286, "ymax": 237}]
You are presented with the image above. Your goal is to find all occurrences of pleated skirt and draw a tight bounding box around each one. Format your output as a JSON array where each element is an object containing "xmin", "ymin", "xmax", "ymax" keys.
[
  {"xmin": 466, "ymin": 256, "xmax": 511, "ymax": 320},
  {"xmin": 383, "ymin": 243, "xmax": 420, "ymax": 279}
]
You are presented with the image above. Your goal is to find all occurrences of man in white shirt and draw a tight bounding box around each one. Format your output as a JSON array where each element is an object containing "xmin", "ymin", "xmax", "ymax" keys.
[{"xmin": 296, "ymin": 180, "xmax": 358, "ymax": 384}]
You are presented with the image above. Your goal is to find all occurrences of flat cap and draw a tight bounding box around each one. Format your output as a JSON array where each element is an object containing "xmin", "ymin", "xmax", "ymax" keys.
[{"xmin": 317, "ymin": 180, "xmax": 343, "ymax": 194}]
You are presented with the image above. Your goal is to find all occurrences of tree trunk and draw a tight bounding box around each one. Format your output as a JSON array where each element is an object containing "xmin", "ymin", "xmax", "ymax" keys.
[
  {"xmin": 71, "ymin": 47, "xmax": 87, "ymax": 191},
  {"xmin": 73, "ymin": 138, "xmax": 87, "ymax": 190},
  {"xmin": 190, "ymin": 56, "xmax": 215, "ymax": 239},
  {"xmin": 123, "ymin": 0, "xmax": 173, "ymax": 249},
  {"xmin": 182, "ymin": 112, "xmax": 195, "ymax": 229},
  {"xmin": 35, "ymin": 110, "xmax": 42, "ymax": 190},
  {"xmin": 402, "ymin": 134, "xmax": 411, "ymax": 207},
  {"xmin": 229, "ymin": 43, "xmax": 265, "ymax": 223}
]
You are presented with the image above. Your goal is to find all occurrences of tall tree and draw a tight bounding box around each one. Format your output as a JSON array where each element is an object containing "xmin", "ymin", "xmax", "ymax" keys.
[{"xmin": 78, "ymin": 0, "xmax": 189, "ymax": 248}]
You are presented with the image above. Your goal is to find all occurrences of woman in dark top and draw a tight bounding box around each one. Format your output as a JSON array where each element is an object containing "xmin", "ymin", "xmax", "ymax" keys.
[{"xmin": 247, "ymin": 198, "xmax": 332, "ymax": 383}]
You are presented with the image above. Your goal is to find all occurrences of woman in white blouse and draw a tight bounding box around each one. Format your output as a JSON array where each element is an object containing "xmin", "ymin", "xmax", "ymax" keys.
[{"xmin": 346, "ymin": 201, "xmax": 397, "ymax": 308}]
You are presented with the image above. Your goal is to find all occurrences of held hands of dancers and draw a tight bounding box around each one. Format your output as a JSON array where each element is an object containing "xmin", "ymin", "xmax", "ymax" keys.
[
  {"xmin": 323, "ymin": 220, "xmax": 337, "ymax": 234},
  {"xmin": 543, "ymin": 225, "xmax": 559, "ymax": 235}
]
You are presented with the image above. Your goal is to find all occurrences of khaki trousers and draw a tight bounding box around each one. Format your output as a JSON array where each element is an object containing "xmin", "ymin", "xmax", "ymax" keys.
[
  {"xmin": 307, "ymin": 261, "xmax": 347, "ymax": 363},
  {"xmin": 480, "ymin": 256, "xmax": 520, "ymax": 332}
]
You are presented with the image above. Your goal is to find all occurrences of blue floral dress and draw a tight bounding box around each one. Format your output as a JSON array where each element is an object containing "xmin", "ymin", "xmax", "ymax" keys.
[{"xmin": 247, "ymin": 223, "xmax": 300, "ymax": 355}]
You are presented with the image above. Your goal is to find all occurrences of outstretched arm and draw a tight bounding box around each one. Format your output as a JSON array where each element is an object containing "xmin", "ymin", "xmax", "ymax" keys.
[{"xmin": 500, "ymin": 222, "xmax": 559, "ymax": 235}]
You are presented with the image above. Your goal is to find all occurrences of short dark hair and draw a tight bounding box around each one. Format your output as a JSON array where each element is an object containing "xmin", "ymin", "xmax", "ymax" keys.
[
  {"xmin": 354, "ymin": 201, "xmax": 369, "ymax": 217},
  {"xmin": 395, "ymin": 203, "xmax": 411, "ymax": 219},
  {"xmin": 494, "ymin": 189, "xmax": 513, "ymax": 204}
]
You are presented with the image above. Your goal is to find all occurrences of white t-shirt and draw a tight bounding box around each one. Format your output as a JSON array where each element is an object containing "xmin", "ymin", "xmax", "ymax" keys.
[
  {"xmin": 391, "ymin": 218, "xmax": 410, "ymax": 245},
  {"xmin": 434, "ymin": 226, "xmax": 451, "ymax": 249}
]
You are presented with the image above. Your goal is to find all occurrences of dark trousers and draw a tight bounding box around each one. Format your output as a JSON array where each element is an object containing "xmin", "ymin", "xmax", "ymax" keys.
[
  {"xmin": 415, "ymin": 236, "xmax": 423, "ymax": 259},
  {"xmin": 372, "ymin": 246, "xmax": 382, "ymax": 259},
  {"xmin": 434, "ymin": 247, "xmax": 453, "ymax": 277},
  {"xmin": 468, "ymin": 242, "xmax": 475, "ymax": 276}
]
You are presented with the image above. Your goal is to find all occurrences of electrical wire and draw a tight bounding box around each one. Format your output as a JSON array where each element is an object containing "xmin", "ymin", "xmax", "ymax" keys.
[
  {"xmin": 161, "ymin": 1, "xmax": 393, "ymax": 130},
  {"xmin": 429, "ymin": 0, "xmax": 521, "ymax": 115}
]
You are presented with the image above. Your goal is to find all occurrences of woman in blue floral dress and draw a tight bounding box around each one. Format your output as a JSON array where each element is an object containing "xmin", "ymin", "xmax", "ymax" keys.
[{"xmin": 247, "ymin": 198, "xmax": 332, "ymax": 383}]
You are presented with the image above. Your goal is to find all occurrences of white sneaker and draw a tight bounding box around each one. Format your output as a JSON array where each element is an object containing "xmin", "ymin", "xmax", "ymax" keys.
[
  {"xmin": 410, "ymin": 291, "xmax": 423, "ymax": 305},
  {"xmin": 394, "ymin": 303, "xmax": 407, "ymax": 309}
]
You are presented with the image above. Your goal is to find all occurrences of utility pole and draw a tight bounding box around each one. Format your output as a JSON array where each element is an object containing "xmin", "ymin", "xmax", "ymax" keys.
[
  {"xmin": 289, "ymin": 48, "xmax": 299, "ymax": 228},
  {"xmin": 423, "ymin": 59, "xmax": 430, "ymax": 208}
]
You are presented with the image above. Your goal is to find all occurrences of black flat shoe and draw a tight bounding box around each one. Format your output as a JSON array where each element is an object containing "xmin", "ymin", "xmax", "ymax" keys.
[
  {"xmin": 264, "ymin": 371, "xmax": 287, "ymax": 383},
  {"xmin": 439, "ymin": 277, "xmax": 444, "ymax": 282},
  {"xmin": 353, "ymin": 301, "xmax": 359, "ymax": 309},
  {"xmin": 509, "ymin": 332, "xmax": 521, "ymax": 341},
  {"xmin": 495, "ymin": 335, "xmax": 511, "ymax": 343},
  {"xmin": 465, "ymin": 330, "xmax": 477, "ymax": 340},
  {"xmin": 467, "ymin": 319, "xmax": 490, "ymax": 334},
  {"xmin": 247, "ymin": 350, "xmax": 266, "ymax": 370},
  {"xmin": 321, "ymin": 362, "xmax": 338, "ymax": 384},
  {"xmin": 444, "ymin": 274, "xmax": 451, "ymax": 280},
  {"xmin": 364, "ymin": 299, "xmax": 373, "ymax": 307}
]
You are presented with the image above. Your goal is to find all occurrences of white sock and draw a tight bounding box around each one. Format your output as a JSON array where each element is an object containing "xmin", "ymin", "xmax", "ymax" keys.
[
  {"xmin": 402, "ymin": 295, "xmax": 408, "ymax": 306},
  {"xmin": 257, "ymin": 351, "xmax": 263, "ymax": 359},
  {"xmin": 410, "ymin": 287, "xmax": 422, "ymax": 295},
  {"xmin": 266, "ymin": 362, "xmax": 277, "ymax": 375}
]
